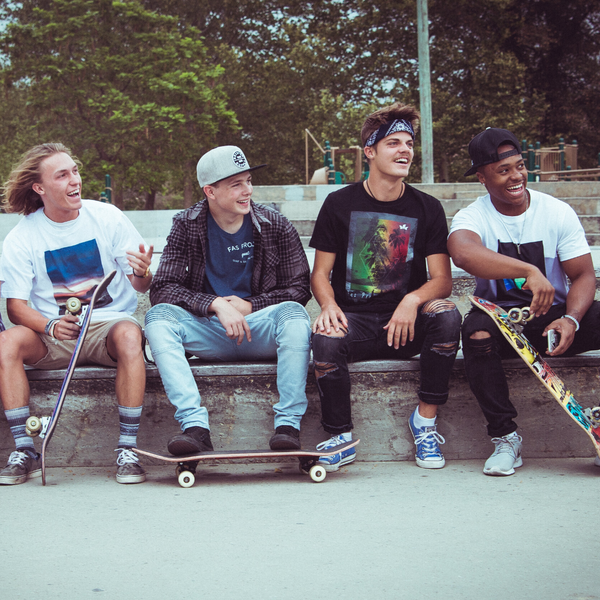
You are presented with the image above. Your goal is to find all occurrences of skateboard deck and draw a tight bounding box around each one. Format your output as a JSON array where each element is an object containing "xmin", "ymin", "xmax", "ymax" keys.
[
  {"xmin": 134, "ymin": 439, "xmax": 360, "ymax": 487},
  {"xmin": 26, "ymin": 270, "xmax": 117, "ymax": 485},
  {"xmin": 470, "ymin": 296, "xmax": 600, "ymax": 458}
]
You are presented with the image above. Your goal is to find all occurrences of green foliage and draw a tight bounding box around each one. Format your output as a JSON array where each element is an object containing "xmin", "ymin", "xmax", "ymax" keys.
[
  {"xmin": 1, "ymin": 0, "xmax": 599, "ymax": 197},
  {"xmin": 1, "ymin": 0, "xmax": 236, "ymax": 206}
]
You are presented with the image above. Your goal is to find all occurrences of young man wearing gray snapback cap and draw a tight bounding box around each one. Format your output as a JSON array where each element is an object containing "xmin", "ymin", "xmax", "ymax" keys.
[
  {"xmin": 145, "ymin": 146, "xmax": 312, "ymax": 454},
  {"xmin": 448, "ymin": 127, "xmax": 600, "ymax": 475}
]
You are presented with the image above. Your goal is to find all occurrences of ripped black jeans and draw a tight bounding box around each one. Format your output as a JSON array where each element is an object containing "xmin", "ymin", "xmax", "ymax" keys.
[
  {"xmin": 312, "ymin": 301, "xmax": 462, "ymax": 434},
  {"xmin": 462, "ymin": 301, "xmax": 600, "ymax": 438}
]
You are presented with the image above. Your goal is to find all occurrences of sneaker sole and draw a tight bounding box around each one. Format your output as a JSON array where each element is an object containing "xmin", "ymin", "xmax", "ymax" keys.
[
  {"xmin": 483, "ymin": 456, "xmax": 523, "ymax": 476},
  {"xmin": 116, "ymin": 473, "xmax": 147, "ymax": 484},
  {"xmin": 319, "ymin": 453, "xmax": 356, "ymax": 473},
  {"xmin": 0, "ymin": 468, "xmax": 41, "ymax": 485},
  {"xmin": 415, "ymin": 457, "xmax": 445, "ymax": 469}
]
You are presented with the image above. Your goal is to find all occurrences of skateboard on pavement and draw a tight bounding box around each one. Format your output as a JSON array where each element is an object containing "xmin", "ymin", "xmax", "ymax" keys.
[
  {"xmin": 470, "ymin": 295, "xmax": 600, "ymax": 459},
  {"xmin": 25, "ymin": 270, "xmax": 117, "ymax": 485},
  {"xmin": 134, "ymin": 439, "xmax": 360, "ymax": 487}
]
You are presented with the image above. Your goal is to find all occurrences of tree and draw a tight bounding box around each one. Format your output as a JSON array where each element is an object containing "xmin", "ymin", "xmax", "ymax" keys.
[{"xmin": 1, "ymin": 0, "xmax": 237, "ymax": 207}]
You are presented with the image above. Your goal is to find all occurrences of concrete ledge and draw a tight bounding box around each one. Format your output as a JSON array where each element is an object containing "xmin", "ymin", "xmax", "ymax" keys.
[{"xmin": 2, "ymin": 353, "xmax": 599, "ymax": 468}]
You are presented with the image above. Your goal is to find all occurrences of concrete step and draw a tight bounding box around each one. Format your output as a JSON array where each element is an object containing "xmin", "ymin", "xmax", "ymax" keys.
[{"xmin": 3, "ymin": 352, "xmax": 600, "ymax": 468}]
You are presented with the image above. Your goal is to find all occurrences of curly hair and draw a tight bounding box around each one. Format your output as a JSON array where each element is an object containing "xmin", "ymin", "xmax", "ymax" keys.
[
  {"xmin": 360, "ymin": 102, "xmax": 420, "ymax": 148},
  {"xmin": 1, "ymin": 143, "xmax": 78, "ymax": 215}
]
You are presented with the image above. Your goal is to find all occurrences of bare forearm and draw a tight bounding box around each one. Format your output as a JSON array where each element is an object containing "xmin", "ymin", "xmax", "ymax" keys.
[
  {"xmin": 7, "ymin": 300, "xmax": 48, "ymax": 334},
  {"xmin": 311, "ymin": 272, "xmax": 338, "ymax": 310},
  {"xmin": 565, "ymin": 272, "xmax": 596, "ymax": 321}
]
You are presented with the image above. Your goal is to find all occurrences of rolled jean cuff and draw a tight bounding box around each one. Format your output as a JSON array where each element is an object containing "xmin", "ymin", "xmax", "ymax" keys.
[
  {"xmin": 321, "ymin": 419, "xmax": 354, "ymax": 435},
  {"xmin": 418, "ymin": 390, "xmax": 448, "ymax": 406}
]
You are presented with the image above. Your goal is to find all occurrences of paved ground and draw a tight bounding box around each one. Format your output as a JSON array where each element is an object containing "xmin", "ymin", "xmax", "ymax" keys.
[{"xmin": 1, "ymin": 458, "xmax": 599, "ymax": 600}]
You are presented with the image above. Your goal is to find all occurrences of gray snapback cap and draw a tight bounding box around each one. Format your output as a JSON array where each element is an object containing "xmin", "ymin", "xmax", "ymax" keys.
[{"xmin": 196, "ymin": 145, "xmax": 267, "ymax": 188}]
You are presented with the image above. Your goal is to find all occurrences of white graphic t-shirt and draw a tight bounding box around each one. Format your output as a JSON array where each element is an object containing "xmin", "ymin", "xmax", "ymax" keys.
[
  {"xmin": 0, "ymin": 200, "xmax": 145, "ymax": 321},
  {"xmin": 449, "ymin": 189, "xmax": 589, "ymax": 306}
]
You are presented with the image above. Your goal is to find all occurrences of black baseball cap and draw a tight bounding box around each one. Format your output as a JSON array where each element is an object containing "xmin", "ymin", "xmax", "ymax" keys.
[{"xmin": 464, "ymin": 128, "xmax": 522, "ymax": 176}]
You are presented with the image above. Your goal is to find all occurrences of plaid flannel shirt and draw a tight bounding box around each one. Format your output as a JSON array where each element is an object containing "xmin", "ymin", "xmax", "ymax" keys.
[{"xmin": 150, "ymin": 200, "xmax": 311, "ymax": 315}]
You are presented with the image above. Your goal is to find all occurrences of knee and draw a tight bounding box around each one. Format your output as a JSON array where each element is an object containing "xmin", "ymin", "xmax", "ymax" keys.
[
  {"xmin": 463, "ymin": 330, "xmax": 493, "ymax": 355},
  {"xmin": 108, "ymin": 322, "xmax": 143, "ymax": 361},
  {"xmin": 312, "ymin": 327, "xmax": 348, "ymax": 359},
  {"xmin": 0, "ymin": 327, "xmax": 37, "ymax": 366}
]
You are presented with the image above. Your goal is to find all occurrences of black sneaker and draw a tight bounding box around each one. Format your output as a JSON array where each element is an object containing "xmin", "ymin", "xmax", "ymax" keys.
[
  {"xmin": 269, "ymin": 426, "xmax": 301, "ymax": 450},
  {"xmin": 168, "ymin": 427, "xmax": 213, "ymax": 456},
  {"xmin": 0, "ymin": 450, "xmax": 42, "ymax": 485}
]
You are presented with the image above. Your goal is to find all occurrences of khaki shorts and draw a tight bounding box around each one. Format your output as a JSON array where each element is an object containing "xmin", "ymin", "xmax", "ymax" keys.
[{"xmin": 29, "ymin": 317, "xmax": 141, "ymax": 370}]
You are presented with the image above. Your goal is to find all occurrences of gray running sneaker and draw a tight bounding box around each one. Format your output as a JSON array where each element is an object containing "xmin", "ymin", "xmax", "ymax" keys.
[
  {"xmin": 483, "ymin": 432, "xmax": 523, "ymax": 476},
  {"xmin": 0, "ymin": 450, "xmax": 42, "ymax": 485},
  {"xmin": 115, "ymin": 448, "xmax": 146, "ymax": 484}
]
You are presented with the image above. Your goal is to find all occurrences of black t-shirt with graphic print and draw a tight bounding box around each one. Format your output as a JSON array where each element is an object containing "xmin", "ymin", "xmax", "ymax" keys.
[{"xmin": 309, "ymin": 182, "xmax": 449, "ymax": 313}]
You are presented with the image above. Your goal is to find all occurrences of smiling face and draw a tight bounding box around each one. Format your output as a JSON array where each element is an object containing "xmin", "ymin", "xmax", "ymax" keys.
[
  {"xmin": 203, "ymin": 172, "xmax": 253, "ymax": 231},
  {"xmin": 32, "ymin": 152, "xmax": 82, "ymax": 223},
  {"xmin": 364, "ymin": 131, "xmax": 414, "ymax": 181},
  {"xmin": 477, "ymin": 144, "xmax": 528, "ymax": 215}
]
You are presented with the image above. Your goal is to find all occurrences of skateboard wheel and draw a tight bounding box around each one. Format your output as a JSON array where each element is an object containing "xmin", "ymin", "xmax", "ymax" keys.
[
  {"xmin": 508, "ymin": 308, "xmax": 522, "ymax": 323},
  {"xmin": 590, "ymin": 407, "xmax": 600, "ymax": 420},
  {"xmin": 178, "ymin": 470, "xmax": 195, "ymax": 488},
  {"xmin": 66, "ymin": 297, "xmax": 82, "ymax": 314},
  {"xmin": 25, "ymin": 416, "xmax": 42, "ymax": 437},
  {"xmin": 522, "ymin": 307, "xmax": 534, "ymax": 322},
  {"xmin": 309, "ymin": 465, "xmax": 326, "ymax": 483}
]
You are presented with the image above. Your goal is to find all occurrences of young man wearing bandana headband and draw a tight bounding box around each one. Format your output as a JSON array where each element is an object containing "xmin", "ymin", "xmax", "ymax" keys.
[
  {"xmin": 310, "ymin": 102, "xmax": 461, "ymax": 471},
  {"xmin": 448, "ymin": 127, "xmax": 600, "ymax": 475}
]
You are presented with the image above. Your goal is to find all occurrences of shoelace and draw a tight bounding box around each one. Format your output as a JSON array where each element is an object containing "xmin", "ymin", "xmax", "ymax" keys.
[
  {"xmin": 7, "ymin": 451, "xmax": 28, "ymax": 466},
  {"xmin": 414, "ymin": 428, "xmax": 446, "ymax": 457},
  {"xmin": 316, "ymin": 435, "xmax": 347, "ymax": 452},
  {"xmin": 115, "ymin": 448, "xmax": 139, "ymax": 466},
  {"xmin": 490, "ymin": 435, "xmax": 521, "ymax": 456}
]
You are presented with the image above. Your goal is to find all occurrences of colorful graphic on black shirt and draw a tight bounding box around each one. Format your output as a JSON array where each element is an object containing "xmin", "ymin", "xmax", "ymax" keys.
[
  {"xmin": 44, "ymin": 239, "xmax": 111, "ymax": 313},
  {"xmin": 346, "ymin": 211, "xmax": 417, "ymax": 301}
]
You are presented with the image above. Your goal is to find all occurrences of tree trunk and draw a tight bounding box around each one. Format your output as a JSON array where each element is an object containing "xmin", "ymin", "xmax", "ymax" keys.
[{"xmin": 144, "ymin": 189, "xmax": 156, "ymax": 211}]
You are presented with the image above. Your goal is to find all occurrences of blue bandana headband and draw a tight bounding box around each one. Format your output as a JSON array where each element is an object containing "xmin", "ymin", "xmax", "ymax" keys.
[{"xmin": 365, "ymin": 119, "xmax": 415, "ymax": 147}]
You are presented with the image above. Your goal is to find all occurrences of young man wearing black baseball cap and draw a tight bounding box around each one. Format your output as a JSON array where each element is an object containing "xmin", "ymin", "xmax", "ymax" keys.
[
  {"xmin": 448, "ymin": 128, "xmax": 600, "ymax": 475},
  {"xmin": 145, "ymin": 146, "xmax": 312, "ymax": 453}
]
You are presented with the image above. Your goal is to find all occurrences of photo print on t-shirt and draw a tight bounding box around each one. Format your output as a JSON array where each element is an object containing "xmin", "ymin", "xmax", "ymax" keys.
[
  {"xmin": 345, "ymin": 211, "xmax": 417, "ymax": 301},
  {"xmin": 44, "ymin": 239, "xmax": 112, "ymax": 314}
]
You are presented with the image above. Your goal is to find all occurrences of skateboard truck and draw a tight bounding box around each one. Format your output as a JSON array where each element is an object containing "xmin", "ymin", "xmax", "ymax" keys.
[
  {"xmin": 507, "ymin": 306, "xmax": 534, "ymax": 333},
  {"xmin": 65, "ymin": 297, "xmax": 89, "ymax": 327}
]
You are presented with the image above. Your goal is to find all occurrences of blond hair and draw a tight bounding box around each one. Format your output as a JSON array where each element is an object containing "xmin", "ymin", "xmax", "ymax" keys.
[{"xmin": 1, "ymin": 143, "xmax": 78, "ymax": 215}]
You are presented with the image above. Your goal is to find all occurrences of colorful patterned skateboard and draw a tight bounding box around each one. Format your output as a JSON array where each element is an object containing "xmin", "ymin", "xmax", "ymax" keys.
[
  {"xmin": 134, "ymin": 439, "xmax": 360, "ymax": 487},
  {"xmin": 470, "ymin": 296, "xmax": 600, "ymax": 458},
  {"xmin": 25, "ymin": 270, "xmax": 117, "ymax": 484}
]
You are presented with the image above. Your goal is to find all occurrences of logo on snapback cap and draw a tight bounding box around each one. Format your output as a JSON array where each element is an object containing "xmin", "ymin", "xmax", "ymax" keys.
[{"xmin": 232, "ymin": 150, "xmax": 248, "ymax": 169}]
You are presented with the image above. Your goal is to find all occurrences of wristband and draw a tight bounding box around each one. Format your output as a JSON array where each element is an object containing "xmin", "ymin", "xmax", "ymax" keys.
[
  {"xmin": 562, "ymin": 314, "xmax": 580, "ymax": 332},
  {"xmin": 44, "ymin": 318, "xmax": 58, "ymax": 338}
]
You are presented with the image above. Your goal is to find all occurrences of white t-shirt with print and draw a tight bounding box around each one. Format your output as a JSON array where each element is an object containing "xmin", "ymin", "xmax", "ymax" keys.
[
  {"xmin": 449, "ymin": 189, "xmax": 589, "ymax": 306},
  {"xmin": 0, "ymin": 200, "xmax": 145, "ymax": 322}
]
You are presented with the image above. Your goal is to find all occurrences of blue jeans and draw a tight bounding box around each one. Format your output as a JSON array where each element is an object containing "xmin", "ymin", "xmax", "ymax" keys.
[
  {"xmin": 462, "ymin": 301, "xmax": 600, "ymax": 437},
  {"xmin": 312, "ymin": 300, "xmax": 461, "ymax": 434},
  {"xmin": 145, "ymin": 302, "xmax": 311, "ymax": 431}
]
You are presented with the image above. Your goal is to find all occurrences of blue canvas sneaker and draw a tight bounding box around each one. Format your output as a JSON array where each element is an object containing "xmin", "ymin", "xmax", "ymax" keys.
[
  {"xmin": 316, "ymin": 434, "xmax": 356, "ymax": 472},
  {"xmin": 408, "ymin": 409, "xmax": 446, "ymax": 469}
]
